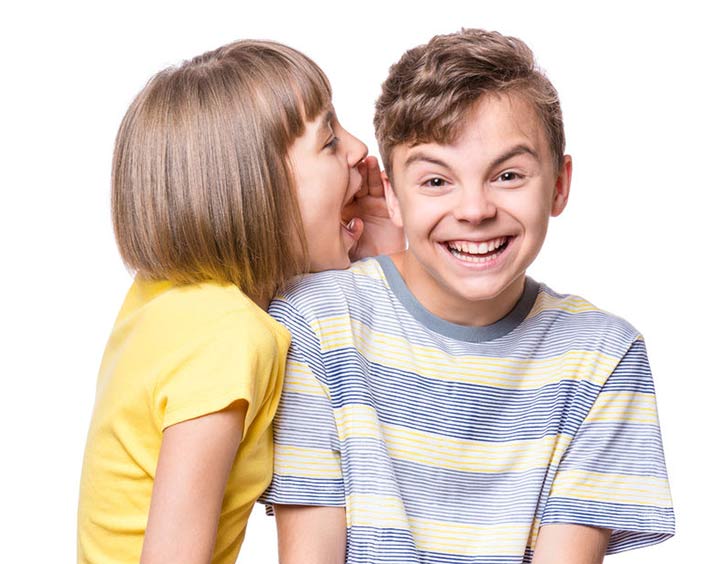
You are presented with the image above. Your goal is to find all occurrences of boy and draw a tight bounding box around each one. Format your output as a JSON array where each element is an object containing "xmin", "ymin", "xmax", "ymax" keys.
[{"xmin": 262, "ymin": 29, "xmax": 674, "ymax": 563}]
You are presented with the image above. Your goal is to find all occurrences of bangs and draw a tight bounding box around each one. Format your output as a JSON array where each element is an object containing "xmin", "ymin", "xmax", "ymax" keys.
[
  {"xmin": 250, "ymin": 44, "xmax": 332, "ymax": 144},
  {"xmin": 290, "ymin": 55, "xmax": 332, "ymax": 122},
  {"xmin": 112, "ymin": 39, "xmax": 327, "ymax": 300}
]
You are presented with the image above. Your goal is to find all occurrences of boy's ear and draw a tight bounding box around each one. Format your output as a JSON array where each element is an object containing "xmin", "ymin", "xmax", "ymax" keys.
[
  {"xmin": 551, "ymin": 155, "xmax": 573, "ymax": 217},
  {"xmin": 383, "ymin": 171, "xmax": 404, "ymax": 228}
]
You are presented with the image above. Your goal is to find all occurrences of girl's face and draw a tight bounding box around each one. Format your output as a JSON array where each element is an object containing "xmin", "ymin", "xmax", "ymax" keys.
[{"xmin": 289, "ymin": 107, "xmax": 368, "ymax": 272}]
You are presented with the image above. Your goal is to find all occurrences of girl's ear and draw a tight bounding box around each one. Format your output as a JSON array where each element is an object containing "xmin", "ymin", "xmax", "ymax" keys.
[
  {"xmin": 383, "ymin": 172, "xmax": 404, "ymax": 228},
  {"xmin": 551, "ymin": 155, "xmax": 572, "ymax": 217}
]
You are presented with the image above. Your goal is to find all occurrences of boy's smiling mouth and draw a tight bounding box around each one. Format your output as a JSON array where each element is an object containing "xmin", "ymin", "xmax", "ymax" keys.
[{"xmin": 443, "ymin": 236, "xmax": 512, "ymax": 264}]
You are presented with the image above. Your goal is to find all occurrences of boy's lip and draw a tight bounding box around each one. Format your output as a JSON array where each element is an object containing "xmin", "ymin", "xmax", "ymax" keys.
[
  {"xmin": 444, "ymin": 236, "xmax": 510, "ymax": 255},
  {"xmin": 437, "ymin": 235, "xmax": 515, "ymax": 268}
]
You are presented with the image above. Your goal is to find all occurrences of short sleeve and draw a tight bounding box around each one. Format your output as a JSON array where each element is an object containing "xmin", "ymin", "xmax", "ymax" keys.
[
  {"xmin": 260, "ymin": 298, "xmax": 345, "ymax": 508},
  {"xmin": 542, "ymin": 338, "xmax": 675, "ymax": 553},
  {"xmin": 154, "ymin": 311, "xmax": 279, "ymax": 436}
]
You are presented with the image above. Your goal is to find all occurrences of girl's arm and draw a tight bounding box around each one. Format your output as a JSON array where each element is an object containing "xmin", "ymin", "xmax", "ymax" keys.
[
  {"xmin": 532, "ymin": 524, "xmax": 611, "ymax": 564},
  {"xmin": 140, "ymin": 400, "xmax": 247, "ymax": 564},
  {"xmin": 274, "ymin": 505, "xmax": 346, "ymax": 564},
  {"xmin": 346, "ymin": 156, "xmax": 406, "ymax": 260}
]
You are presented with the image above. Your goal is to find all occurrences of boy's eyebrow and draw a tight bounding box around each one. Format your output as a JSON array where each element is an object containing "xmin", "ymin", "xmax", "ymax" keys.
[
  {"xmin": 403, "ymin": 144, "xmax": 539, "ymax": 171},
  {"xmin": 489, "ymin": 144, "xmax": 539, "ymax": 169},
  {"xmin": 403, "ymin": 151, "xmax": 450, "ymax": 169}
]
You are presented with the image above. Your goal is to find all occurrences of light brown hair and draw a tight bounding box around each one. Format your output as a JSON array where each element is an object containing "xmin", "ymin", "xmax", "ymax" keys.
[
  {"xmin": 374, "ymin": 29, "xmax": 565, "ymax": 175},
  {"xmin": 112, "ymin": 40, "xmax": 331, "ymax": 301}
]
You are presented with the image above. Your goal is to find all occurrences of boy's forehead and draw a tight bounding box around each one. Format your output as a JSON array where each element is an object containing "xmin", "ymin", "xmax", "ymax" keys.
[{"xmin": 391, "ymin": 94, "xmax": 551, "ymax": 173}]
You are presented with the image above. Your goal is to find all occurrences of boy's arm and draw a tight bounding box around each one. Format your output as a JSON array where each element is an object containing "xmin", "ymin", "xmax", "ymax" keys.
[
  {"xmin": 274, "ymin": 505, "xmax": 346, "ymax": 564},
  {"xmin": 261, "ymin": 297, "xmax": 348, "ymax": 560},
  {"xmin": 539, "ymin": 337, "xmax": 674, "ymax": 553},
  {"xmin": 141, "ymin": 401, "xmax": 246, "ymax": 564},
  {"xmin": 532, "ymin": 524, "xmax": 611, "ymax": 564}
]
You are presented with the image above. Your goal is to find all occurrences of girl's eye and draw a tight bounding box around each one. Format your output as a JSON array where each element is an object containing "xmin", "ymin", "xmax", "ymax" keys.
[{"xmin": 324, "ymin": 136, "xmax": 340, "ymax": 151}]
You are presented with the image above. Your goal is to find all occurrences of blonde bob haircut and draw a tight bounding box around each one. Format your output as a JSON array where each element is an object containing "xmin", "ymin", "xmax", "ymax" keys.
[
  {"xmin": 374, "ymin": 28, "xmax": 565, "ymax": 175},
  {"xmin": 112, "ymin": 40, "xmax": 331, "ymax": 301}
]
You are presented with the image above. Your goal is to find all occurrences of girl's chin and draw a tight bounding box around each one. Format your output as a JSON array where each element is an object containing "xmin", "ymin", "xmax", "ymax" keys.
[{"xmin": 308, "ymin": 247, "xmax": 352, "ymax": 273}]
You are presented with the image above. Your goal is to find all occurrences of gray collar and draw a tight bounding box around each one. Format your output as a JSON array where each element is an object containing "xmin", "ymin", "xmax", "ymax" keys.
[{"xmin": 375, "ymin": 255, "xmax": 539, "ymax": 343}]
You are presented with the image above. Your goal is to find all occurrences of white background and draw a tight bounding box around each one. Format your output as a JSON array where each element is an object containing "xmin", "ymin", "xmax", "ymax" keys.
[{"xmin": 2, "ymin": 0, "xmax": 708, "ymax": 562}]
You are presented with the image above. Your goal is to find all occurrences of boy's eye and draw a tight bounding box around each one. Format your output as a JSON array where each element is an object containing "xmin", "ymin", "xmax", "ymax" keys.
[
  {"xmin": 496, "ymin": 171, "xmax": 522, "ymax": 182},
  {"xmin": 423, "ymin": 177, "xmax": 447, "ymax": 188}
]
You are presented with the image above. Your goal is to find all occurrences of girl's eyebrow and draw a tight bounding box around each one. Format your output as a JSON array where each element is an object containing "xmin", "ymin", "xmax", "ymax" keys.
[{"xmin": 319, "ymin": 109, "xmax": 335, "ymax": 136}]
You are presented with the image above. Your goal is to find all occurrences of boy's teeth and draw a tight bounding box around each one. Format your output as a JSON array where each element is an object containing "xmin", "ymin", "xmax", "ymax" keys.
[{"xmin": 449, "ymin": 237, "xmax": 506, "ymax": 255}]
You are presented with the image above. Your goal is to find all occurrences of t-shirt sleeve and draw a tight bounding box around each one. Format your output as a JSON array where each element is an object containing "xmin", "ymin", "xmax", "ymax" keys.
[
  {"xmin": 541, "ymin": 338, "xmax": 675, "ymax": 553},
  {"xmin": 260, "ymin": 297, "xmax": 345, "ymax": 508},
  {"xmin": 154, "ymin": 310, "xmax": 279, "ymax": 437}
]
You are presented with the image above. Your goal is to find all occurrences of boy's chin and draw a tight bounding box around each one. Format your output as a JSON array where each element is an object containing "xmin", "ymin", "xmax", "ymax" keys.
[{"xmin": 451, "ymin": 278, "xmax": 519, "ymax": 303}]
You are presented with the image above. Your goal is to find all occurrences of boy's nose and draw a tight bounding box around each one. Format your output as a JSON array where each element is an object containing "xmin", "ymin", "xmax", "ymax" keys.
[{"xmin": 453, "ymin": 185, "xmax": 497, "ymax": 224}]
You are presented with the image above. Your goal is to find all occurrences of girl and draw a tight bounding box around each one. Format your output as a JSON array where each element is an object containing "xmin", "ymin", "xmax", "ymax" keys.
[{"xmin": 77, "ymin": 40, "xmax": 401, "ymax": 564}]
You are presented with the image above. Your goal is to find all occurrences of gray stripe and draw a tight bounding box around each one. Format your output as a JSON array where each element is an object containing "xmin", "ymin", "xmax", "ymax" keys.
[{"xmin": 374, "ymin": 255, "xmax": 539, "ymax": 343}]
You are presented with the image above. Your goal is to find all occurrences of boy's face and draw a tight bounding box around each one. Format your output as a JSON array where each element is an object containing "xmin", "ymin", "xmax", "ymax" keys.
[{"xmin": 384, "ymin": 93, "xmax": 571, "ymax": 326}]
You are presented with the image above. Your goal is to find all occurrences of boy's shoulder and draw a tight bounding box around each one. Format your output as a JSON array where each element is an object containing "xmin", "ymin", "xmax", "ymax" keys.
[
  {"xmin": 275, "ymin": 257, "xmax": 388, "ymax": 305},
  {"xmin": 271, "ymin": 263, "xmax": 643, "ymax": 356},
  {"xmin": 268, "ymin": 257, "xmax": 399, "ymax": 338},
  {"xmin": 528, "ymin": 281, "xmax": 643, "ymax": 352}
]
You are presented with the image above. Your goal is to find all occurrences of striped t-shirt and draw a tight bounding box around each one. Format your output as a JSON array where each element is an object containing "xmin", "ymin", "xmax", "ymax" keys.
[{"xmin": 262, "ymin": 256, "xmax": 674, "ymax": 563}]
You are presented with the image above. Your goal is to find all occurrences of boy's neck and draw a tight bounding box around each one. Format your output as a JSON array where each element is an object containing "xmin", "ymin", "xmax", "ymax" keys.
[{"xmin": 389, "ymin": 251, "xmax": 528, "ymax": 328}]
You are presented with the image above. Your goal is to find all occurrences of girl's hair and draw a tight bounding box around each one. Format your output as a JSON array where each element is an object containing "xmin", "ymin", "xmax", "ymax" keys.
[
  {"xmin": 374, "ymin": 29, "xmax": 565, "ymax": 174},
  {"xmin": 112, "ymin": 39, "xmax": 331, "ymax": 301}
]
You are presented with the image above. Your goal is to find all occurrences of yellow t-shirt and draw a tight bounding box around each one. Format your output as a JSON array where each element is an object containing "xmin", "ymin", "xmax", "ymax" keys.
[{"xmin": 77, "ymin": 278, "xmax": 290, "ymax": 564}]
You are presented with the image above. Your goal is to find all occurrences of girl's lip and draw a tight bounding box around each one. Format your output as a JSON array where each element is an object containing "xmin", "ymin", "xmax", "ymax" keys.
[
  {"xmin": 341, "ymin": 217, "xmax": 363, "ymax": 246},
  {"xmin": 342, "ymin": 170, "xmax": 363, "ymax": 207},
  {"xmin": 341, "ymin": 218, "xmax": 357, "ymax": 237}
]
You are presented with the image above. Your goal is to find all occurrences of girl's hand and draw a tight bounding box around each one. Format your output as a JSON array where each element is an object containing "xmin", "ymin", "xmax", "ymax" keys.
[{"xmin": 345, "ymin": 156, "xmax": 405, "ymax": 261}]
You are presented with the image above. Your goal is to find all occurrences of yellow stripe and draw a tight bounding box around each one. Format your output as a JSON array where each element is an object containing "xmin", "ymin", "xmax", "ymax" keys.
[
  {"xmin": 550, "ymin": 469, "xmax": 672, "ymax": 507},
  {"xmin": 314, "ymin": 317, "xmax": 617, "ymax": 389},
  {"xmin": 282, "ymin": 361, "xmax": 334, "ymax": 400},
  {"xmin": 349, "ymin": 260, "xmax": 387, "ymax": 279},
  {"xmin": 334, "ymin": 404, "xmax": 572, "ymax": 473},
  {"xmin": 274, "ymin": 445, "xmax": 342, "ymax": 479},
  {"xmin": 527, "ymin": 292, "xmax": 602, "ymax": 317},
  {"xmin": 584, "ymin": 391, "xmax": 660, "ymax": 425},
  {"xmin": 347, "ymin": 493, "xmax": 533, "ymax": 555}
]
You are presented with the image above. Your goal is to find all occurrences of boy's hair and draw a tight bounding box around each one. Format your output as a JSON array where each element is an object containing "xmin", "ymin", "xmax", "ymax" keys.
[
  {"xmin": 112, "ymin": 40, "xmax": 331, "ymax": 300},
  {"xmin": 374, "ymin": 29, "xmax": 565, "ymax": 175}
]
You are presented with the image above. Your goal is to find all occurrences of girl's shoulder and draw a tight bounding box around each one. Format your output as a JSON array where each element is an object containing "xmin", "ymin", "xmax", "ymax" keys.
[{"xmin": 117, "ymin": 278, "xmax": 290, "ymax": 355}]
